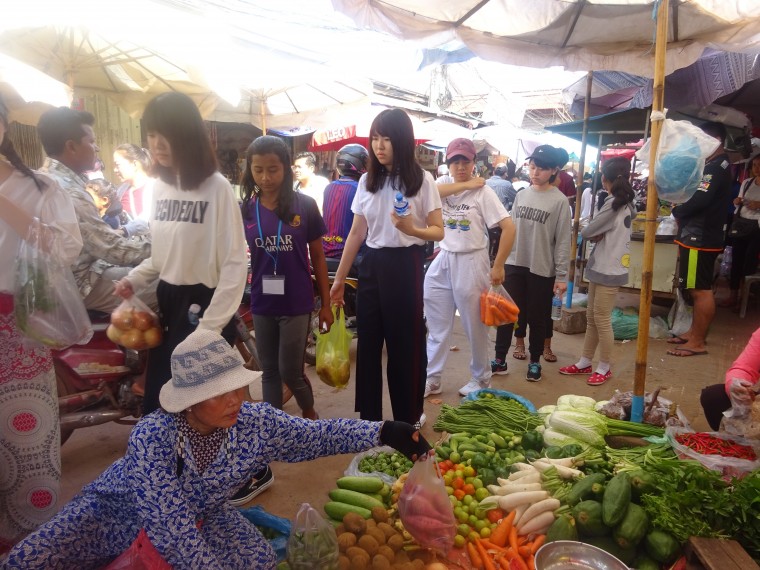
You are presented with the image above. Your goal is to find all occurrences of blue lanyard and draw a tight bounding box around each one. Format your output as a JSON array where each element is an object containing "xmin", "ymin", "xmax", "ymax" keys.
[{"xmin": 255, "ymin": 198, "xmax": 282, "ymax": 275}]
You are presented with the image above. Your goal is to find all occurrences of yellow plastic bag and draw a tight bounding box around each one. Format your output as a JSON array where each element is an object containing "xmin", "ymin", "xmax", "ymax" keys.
[{"xmin": 315, "ymin": 306, "xmax": 352, "ymax": 389}]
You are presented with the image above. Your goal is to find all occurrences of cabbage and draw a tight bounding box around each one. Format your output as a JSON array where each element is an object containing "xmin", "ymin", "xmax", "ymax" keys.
[
  {"xmin": 537, "ymin": 405, "xmax": 557, "ymax": 416},
  {"xmin": 594, "ymin": 400, "xmax": 609, "ymax": 412},
  {"xmin": 557, "ymin": 395, "xmax": 597, "ymax": 410},
  {"xmin": 547, "ymin": 410, "xmax": 608, "ymax": 447},
  {"xmin": 542, "ymin": 428, "xmax": 589, "ymax": 449}
]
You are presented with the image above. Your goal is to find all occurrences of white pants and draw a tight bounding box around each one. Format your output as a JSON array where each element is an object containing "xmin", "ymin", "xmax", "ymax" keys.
[{"xmin": 424, "ymin": 249, "xmax": 492, "ymax": 384}]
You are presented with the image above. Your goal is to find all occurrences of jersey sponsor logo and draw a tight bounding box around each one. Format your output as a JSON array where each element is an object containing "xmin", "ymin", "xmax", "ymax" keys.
[
  {"xmin": 512, "ymin": 205, "xmax": 551, "ymax": 224},
  {"xmin": 154, "ymin": 199, "xmax": 209, "ymax": 223},
  {"xmin": 254, "ymin": 233, "xmax": 294, "ymax": 252}
]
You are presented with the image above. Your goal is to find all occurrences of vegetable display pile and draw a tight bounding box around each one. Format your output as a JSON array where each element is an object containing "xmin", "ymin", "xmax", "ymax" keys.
[
  {"xmin": 674, "ymin": 432, "xmax": 757, "ymax": 460},
  {"xmin": 324, "ymin": 391, "xmax": 760, "ymax": 569},
  {"xmin": 433, "ymin": 399, "xmax": 543, "ymax": 434}
]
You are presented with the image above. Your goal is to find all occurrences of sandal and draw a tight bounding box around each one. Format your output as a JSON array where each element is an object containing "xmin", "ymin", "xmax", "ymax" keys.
[
  {"xmin": 543, "ymin": 347, "xmax": 557, "ymax": 362},
  {"xmin": 512, "ymin": 345, "xmax": 527, "ymax": 360}
]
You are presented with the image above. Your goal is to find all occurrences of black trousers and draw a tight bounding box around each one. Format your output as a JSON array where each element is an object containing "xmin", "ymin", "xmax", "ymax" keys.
[
  {"xmin": 355, "ymin": 246, "xmax": 426, "ymax": 424},
  {"xmin": 495, "ymin": 266, "xmax": 555, "ymax": 362},
  {"xmin": 729, "ymin": 227, "xmax": 760, "ymax": 291},
  {"xmin": 700, "ymin": 383, "xmax": 731, "ymax": 431},
  {"xmin": 143, "ymin": 280, "xmax": 237, "ymax": 414}
]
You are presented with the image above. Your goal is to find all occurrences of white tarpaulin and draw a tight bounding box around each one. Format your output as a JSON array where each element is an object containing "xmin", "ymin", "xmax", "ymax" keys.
[{"xmin": 332, "ymin": 0, "xmax": 760, "ymax": 78}]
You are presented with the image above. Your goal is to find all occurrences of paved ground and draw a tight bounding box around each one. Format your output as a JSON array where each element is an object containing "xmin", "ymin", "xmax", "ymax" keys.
[{"xmin": 59, "ymin": 290, "xmax": 759, "ymax": 524}]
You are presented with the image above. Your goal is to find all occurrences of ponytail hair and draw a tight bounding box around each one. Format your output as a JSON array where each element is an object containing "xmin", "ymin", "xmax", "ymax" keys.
[
  {"xmin": 601, "ymin": 157, "xmax": 634, "ymax": 211},
  {"xmin": 0, "ymin": 97, "xmax": 45, "ymax": 192},
  {"xmin": 115, "ymin": 143, "xmax": 153, "ymax": 174}
]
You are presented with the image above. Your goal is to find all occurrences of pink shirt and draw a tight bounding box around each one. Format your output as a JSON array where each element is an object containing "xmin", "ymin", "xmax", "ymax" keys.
[{"xmin": 725, "ymin": 327, "xmax": 760, "ymax": 394}]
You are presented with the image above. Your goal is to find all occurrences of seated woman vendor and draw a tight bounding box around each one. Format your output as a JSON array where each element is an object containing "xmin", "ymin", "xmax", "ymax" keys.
[
  {"xmin": 700, "ymin": 326, "xmax": 760, "ymax": 431},
  {"xmin": 1, "ymin": 329, "xmax": 431, "ymax": 570}
]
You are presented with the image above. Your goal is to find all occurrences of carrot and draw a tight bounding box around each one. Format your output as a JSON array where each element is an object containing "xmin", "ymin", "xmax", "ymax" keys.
[
  {"xmin": 498, "ymin": 558, "xmax": 511, "ymax": 570},
  {"xmin": 508, "ymin": 526, "xmax": 519, "ymax": 554},
  {"xmin": 529, "ymin": 535, "xmax": 546, "ymax": 555},
  {"xmin": 510, "ymin": 554, "xmax": 529, "ymax": 570},
  {"xmin": 476, "ymin": 539, "xmax": 497, "ymax": 570},
  {"xmin": 480, "ymin": 293, "xmax": 486, "ymax": 322},
  {"xmin": 527, "ymin": 554, "xmax": 536, "ymax": 570},
  {"xmin": 518, "ymin": 546, "xmax": 531, "ymax": 558},
  {"xmin": 468, "ymin": 541, "xmax": 483, "ymax": 569},
  {"xmin": 490, "ymin": 509, "xmax": 516, "ymax": 547},
  {"xmin": 480, "ymin": 539, "xmax": 508, "ymax": 553}
]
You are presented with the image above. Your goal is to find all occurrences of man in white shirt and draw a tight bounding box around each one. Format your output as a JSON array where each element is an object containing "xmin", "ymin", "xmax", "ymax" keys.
[{"xmin": 293, "ymin": 151, "xmax": 329, "ymax": 213}]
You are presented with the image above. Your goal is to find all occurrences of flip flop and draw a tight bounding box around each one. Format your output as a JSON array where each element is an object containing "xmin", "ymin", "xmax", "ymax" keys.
[
  {"xmin": 512, "ymin": 345, "xmax": 527, "ymax": 360},
  {"xmin": 543, "ymin": 347, "xmax": 558, "ymax": 362},
  {"xmin": 667, "ymin": 348, "xmax": 708, "ymax": 357},
  {"xmin": 666, "ymin": 336, "xmax": 689, "ymax": 345}
]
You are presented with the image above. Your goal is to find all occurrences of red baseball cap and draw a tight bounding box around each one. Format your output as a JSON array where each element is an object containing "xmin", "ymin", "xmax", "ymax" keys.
[{"xmin": 446, "ymin": 138, "xmax": 477, "ymax": 162}]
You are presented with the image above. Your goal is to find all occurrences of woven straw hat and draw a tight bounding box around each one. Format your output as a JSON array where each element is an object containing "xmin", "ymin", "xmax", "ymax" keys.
[{"xmin": 159, "ymin": 329, "xmax": 260, "ymax": 413}]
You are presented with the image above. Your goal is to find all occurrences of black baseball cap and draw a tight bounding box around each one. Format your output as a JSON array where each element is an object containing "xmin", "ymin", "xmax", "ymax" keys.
[{"xmin": 525, "ymin": 145, "xmax": 564, "ymax": 168}]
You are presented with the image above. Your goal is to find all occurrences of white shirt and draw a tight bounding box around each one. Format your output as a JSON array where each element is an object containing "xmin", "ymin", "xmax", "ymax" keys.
[
  {"xmin": 295, "ymin": 176, "xmax": 330, "ymax": 214},
  {"xmin": 0, "ymin": 171, "xmax": 82, "ymax": 292},
  {"xmin": 352, "ymin": 170, "xmax": 442, "ymax": 249},
  {"xmin": 437, "ymin": 176, "xmax": 509, "ymax": 252},
  {"xmin": 739, "ymin": 179, "xmax": 760, "ymax": 222},
  {"xmin": 127, "ymin": 172, "xmax": 247, "ymax": 333}
]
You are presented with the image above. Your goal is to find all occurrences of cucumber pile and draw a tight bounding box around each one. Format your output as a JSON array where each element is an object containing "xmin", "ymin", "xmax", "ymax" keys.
[{"xmin": 323, "ymin": 476, "xmax": 391, "ymax": 523}]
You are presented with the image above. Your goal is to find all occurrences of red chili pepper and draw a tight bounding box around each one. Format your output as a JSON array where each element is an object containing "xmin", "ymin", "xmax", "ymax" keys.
[{"xmin": 675, "ymin": 433, "xmax": 757, "ymax": 460}]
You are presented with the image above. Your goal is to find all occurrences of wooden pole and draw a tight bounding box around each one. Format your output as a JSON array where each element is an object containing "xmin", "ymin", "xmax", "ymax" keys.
[
  {"xmin": 631, "ymin": 0, "xmax": 669, "ymax": 423},
  {"xmin": 566, "ymin": 71, "xmax": 594, "ymax": 306},
  {"xmin": 260, "ymin": 99, "xmax": 267, "ymax": 135}
]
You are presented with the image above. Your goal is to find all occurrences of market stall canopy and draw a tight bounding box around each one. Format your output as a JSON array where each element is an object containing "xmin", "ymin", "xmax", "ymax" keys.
[
  {"xmin": 308, "ymin": 107, "xmax": 434, "ymax": 152},
  {"xmin": 0, "ymin": 52, "xmax": 71, "ymax": 125},
  {"xmin": 546, "ymin": 105, "xmax": 752, "ymax": 157},
  {"xmin": 332, "ymin": 0, "xmax": 760, "ymax": 78},
  {"xmin": 0, "ymin": 2, "xmax": 230, "ymax": 118},
  {"xmin": 207, "ymin": 77, "xmax": 372, "ymax": 131},
  {"xmin": 563, "ymin": 50, "xmax": 760, "ymax": 126}
]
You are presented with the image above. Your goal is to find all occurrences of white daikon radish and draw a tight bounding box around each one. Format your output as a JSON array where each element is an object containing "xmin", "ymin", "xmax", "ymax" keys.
[
  {"xmin": 497, "ymin": 491, "xmax": 548, "ymax": 512},
  {"xmin": 515, "ymin": 498, "xmax": 561, "ymax": 530},
  {"xmin": 517, "ymin": 511, "xmax": 556, "ymax": 536}
]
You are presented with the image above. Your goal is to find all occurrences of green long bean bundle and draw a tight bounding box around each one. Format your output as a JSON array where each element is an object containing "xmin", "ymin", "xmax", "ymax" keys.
[{"xmin": 433, "ymin": 399, "xmax": 542, "ymax": 434}]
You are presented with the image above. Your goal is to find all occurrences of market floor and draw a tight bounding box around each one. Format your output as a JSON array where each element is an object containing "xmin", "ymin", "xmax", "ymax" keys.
[{"xmin": 59, "ymin": 290, "xmax": 760, "ymax": 523}]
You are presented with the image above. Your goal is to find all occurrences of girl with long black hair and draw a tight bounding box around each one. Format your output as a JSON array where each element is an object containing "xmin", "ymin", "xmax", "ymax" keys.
[{"xmin": 330, "ymin": 108, "xmax": 444, "ymax": 427}]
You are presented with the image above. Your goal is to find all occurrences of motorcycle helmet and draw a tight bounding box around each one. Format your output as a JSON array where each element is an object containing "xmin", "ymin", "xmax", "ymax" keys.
[{"xmin": 336, "ymin": 144, "xmax": 368, "ymax": 179}]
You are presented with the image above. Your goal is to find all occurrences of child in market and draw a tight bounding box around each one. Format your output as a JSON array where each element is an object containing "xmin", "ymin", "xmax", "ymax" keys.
[
  {"xmin": 492, "ymin": 145, "xmax": 572, "ymax": 382},
  {"xmin": 424, "ymin": 138, "xmax": 515, "ymax": 397},
  {"xmin": 85, "ymin": 179, "xmax": 127, "ymax": 230},
  {"xmin": 559, "ymin": 157, "xmax": 635, "ymax": 385},
  {"xmin": 240, "ymin": 135, "xmax": 333, "ymax": 421}
]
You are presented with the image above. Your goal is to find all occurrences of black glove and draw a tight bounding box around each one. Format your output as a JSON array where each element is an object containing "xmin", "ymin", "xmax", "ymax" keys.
[{"xmin": 379, "ymin": 421, "xmax": 432, "ymax": 461}]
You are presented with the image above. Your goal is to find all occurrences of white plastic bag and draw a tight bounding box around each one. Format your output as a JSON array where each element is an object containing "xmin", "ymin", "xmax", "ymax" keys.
[
  {"xmin": 668, "ymin": 289, "xmax": 693, "ymax": 337},
  {"xmin": 344, "ymin": 446, "xmax": 397, "ymax": 485},
  {"xmin": 636, "ymin": 117, "xmax": 720, "ymax": 204},
  {"xmin": 287, "ymin": 503, "xmax": 339, "ymax": 570}
]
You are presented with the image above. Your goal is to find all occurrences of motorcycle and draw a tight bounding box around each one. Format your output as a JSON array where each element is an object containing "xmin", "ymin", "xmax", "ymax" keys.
[{"xmin": 55, "ymin": 305, "xmax": 295, "ymax": 445}]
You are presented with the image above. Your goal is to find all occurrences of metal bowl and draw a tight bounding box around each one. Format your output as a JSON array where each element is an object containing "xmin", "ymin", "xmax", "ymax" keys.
[{"xmin": 535, "ymin": 541, "xmax": 629, "ymax": 570}]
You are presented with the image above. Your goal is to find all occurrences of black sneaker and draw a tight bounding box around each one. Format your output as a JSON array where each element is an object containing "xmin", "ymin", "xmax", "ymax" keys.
[
  {"xmin": 491, "ymin": 359, "xmax": 509, "ymax": 375},
  {"xmin": 526, "ymin": 362, "xmax": 542, "ymax": 382},
  {"xmin": 229, "ymin": 466, "xmax": 274, "ymax": 506}
]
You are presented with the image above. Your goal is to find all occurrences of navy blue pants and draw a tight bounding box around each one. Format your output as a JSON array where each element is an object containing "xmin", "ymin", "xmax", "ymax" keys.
[{"xmin": 355, "ymin": 246, "xmax": 426, "ymax": 424}]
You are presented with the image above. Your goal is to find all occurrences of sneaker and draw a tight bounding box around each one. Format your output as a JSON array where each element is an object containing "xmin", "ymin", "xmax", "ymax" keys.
[
  {"xmin": 424, "ymin": 380, "xmax": 442, "ymax": 398},
  {"xmin": 587, "ymin": 370, "xmax": 612, "ymax": 386},
  {"xmin": 229, "ymin": 466, "xmax": 274, "ymax": 506},
  {"xmin": 526, "ymin": 362, "xmax": 542, "ymax": 382},
  {"xmin": 559, "ymin": 364, "xmax": 593, "ymax": 375},
  {"xmin": 491, "ymin": 359, "xmax": 509, "ymax": 375},
  {"xmin": 413, "ymin": 413, "xmax": 426, "ymax": 430},
  {"xmin": 459, "ymin": 379, "xmax": 490, "ymax": 397}
]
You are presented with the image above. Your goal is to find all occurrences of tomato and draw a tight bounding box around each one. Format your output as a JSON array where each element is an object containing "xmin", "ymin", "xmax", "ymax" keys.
[
  {"xmin": 463, "ymin": 483, "xmax": 476, "ymax": 496},
  {"xmin": 463, "ymin": 466, "xmax": 476, "ymax": 477},
  {"xmin": 453, "ymin": 489, "xmax": 466, "ymax": 500},
  {"xmin": 486, "ymin": 508, "xmax": 505, "ymax": 524},
  {"xmin": 452, "ymin": 477, "xmax": 465, "ymax": 490}
]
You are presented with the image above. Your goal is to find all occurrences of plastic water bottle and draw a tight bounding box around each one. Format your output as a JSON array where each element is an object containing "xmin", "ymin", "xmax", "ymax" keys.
[
  {"xmin": 551, "ymin": 293, "xmax": 562, "ymax": 321},
  {"xmin": 188, "ymin": 304, "xmax": 201, "ymax": 327},
  {"xmin": 393, "ymin": 191, "xmax": 410, "ymax": 217}
]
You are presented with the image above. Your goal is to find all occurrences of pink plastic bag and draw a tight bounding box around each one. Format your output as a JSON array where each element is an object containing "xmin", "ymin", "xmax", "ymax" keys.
[
  {"xmin": 102, "ymin": 529, "xmax": 172, "ymax": 570},
  {"xmin": 397, "ymin": 457, "xmax": 456, "ymax": 554}
]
